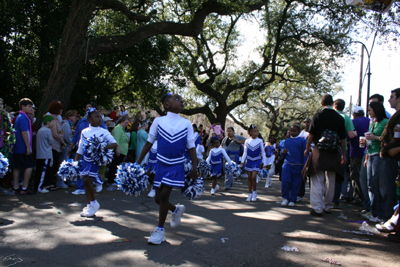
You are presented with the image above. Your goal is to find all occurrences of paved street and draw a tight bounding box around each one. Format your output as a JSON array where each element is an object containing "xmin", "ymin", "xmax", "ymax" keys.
[{"xmin": 1, "ymin": 176, "xmax": 399, "ymax": 267}]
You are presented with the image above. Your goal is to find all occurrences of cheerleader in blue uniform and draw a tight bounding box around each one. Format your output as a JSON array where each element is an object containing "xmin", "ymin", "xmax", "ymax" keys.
[
  {"xmin": 146, "ymin": 140, "xmax": 157, "ymax": 198},
  {"xmin": 75, "ymin": 109, "xmax": 118, "ymax": 217},
  {"xmin": 240, "ymin": 124, "xmax": 267, "ymax": 202},
  {"xmin": 137, "ymin": 93, "xmax": 197, "ymax": 245},
  {"xmin": 206, "ymin": 136, "xmax": 232, "ymax": 195}
]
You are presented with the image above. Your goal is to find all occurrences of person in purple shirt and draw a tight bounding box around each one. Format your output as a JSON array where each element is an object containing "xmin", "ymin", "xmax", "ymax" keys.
[
  {"xmin": 12, "ymin": 98, "xmax": 35, "ymax": 195},
  {"xmin": 349, "ymin": 106, "xmax": 370, "ymax": 206}
]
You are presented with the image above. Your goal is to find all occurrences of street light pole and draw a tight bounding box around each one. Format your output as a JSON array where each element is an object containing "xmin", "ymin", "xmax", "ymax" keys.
[
  {"xmin": 353, "ymin": 41, "xmax": 371, "ymax": 116},
  {"xmin": 358, "ymin": 47, "xmax": 364, "ymax": 106}
]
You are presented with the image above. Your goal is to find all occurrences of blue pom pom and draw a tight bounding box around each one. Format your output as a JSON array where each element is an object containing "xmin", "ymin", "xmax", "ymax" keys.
[
  {"xmin": 58, "ymin": 159, "xmax": 80, "ymax": 182},
  {"xmin": 197, "ymin": 160, "xmax": 211, "ymax": 177},
  {"xmin": 225, "ymin": 162, "xmax": 241, "ymax": 178},
  {"xmin": 184, "ymin": 158, "xmax": 193, "ymax": 178},
  {"xmin": 265, "ymin": 146, "xmax": 276, "ymax": 157},
  {"xmin": 115, "ymin": 163, "xmax": 148, "ymax": 196},
  {"xmin": 0, "ymin": 153, "xmax": 9, "ymax": 178},
  {"xmin": 181, "ymin": 177, "xmax": 204, "ymax": 200},
  {"xmin": 83, "ymin": 134, "xmax": 114, "ymax": 166},
  {"xmin": 256, "ymin": 169, "xmax": 269, "ymax": 183}
]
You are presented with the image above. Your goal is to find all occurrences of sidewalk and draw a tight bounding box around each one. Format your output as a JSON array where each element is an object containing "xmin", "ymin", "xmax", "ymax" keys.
[{"xmin": 0, "ymin": 176, "xmax": 399, "ymax": 266}]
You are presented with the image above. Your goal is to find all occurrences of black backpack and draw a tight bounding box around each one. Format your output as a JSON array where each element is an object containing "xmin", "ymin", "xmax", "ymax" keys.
[{"xmin": 317, "ymin": 129, "xmax": 341, "ymax": 152}]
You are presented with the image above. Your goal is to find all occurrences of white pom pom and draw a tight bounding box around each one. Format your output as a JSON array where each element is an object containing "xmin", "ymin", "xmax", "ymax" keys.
[
  {"xmin": 115, "ymin": 163, "xmax": 148, "ymax": 196},
  {"xmin": 181, "ymin": 177, "xmax": 204, "ymax": 200},
  {"xmin": 58, "ymin": 159, "xmax": 80, "ymax": 182},
  {"xmin": 197, "ymin": 160, "xmax": 211, "ymax": 178},
  {"xmin": 225, "ymin": 162, "xmax": 241, "ymax": 178},
  {"xmin": 0, "ymin": 153, "xmax": 9, "ymax": 178},
  {"xmin": 257, "ymin": 169, "xmax": 269, "ymax": 183},
  {"xmin": 184, "ymin": 158, "xmax": 193, "ymax": 178},
  {"xmin": 84, "ymin": 135, "xmax": 114, "ymax": 166}
]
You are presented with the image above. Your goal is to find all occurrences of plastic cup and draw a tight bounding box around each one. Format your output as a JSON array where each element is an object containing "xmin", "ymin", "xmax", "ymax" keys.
[
  {"xmin": 359, "ymin": 136, "xmax": 366, "ymax": 148},
  {"xmin": 364, "ymin": 132, "xmax": 373, "ymax": 145}
]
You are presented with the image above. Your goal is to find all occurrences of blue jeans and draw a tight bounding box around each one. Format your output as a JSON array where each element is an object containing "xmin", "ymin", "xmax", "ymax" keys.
[
  {"xmin": 367, "ymin": 154, "xmax": 383, "ymax": 218},
  {"xmin": 359, "ymin": 153, "xmax": 370, "ymax": 211},
  {"xmin": 379, "ymin": 157, "xmax": 398, "ymax": 220},
  {"xmin": 333, "ymin": 151, "xmax": 349, "ymax": 204}
]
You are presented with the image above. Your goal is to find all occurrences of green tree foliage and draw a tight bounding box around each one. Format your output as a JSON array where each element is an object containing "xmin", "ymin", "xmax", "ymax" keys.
[
  {"xmin": 165, "ymin": 0, "xmax": 374, "ymax": 128},
  {"xmin": 0, "ymin": 0, "xmax": 72, "ymax": 108},
  {"xmin": 229, "ymin": 81, "xmax": 341, "ymax": 139}
]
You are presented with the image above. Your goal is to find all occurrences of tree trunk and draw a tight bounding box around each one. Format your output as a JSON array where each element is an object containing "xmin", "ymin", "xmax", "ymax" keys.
[{"xmin": 35, "ymin": 0, "xmax": 96, "ymax": 128}]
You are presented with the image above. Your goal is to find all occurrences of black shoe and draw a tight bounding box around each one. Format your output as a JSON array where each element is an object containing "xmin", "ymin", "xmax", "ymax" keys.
[
  {"xmin": 323, "ymin": 209, "xmax": 331, "ymax": 214},
  {"xmin": 224, "ymin": 188, "xmax": 230, "ymax": 191},
  {"xmin": 310, "ymin": 209, "xmax": 323, "ymax": 217}
]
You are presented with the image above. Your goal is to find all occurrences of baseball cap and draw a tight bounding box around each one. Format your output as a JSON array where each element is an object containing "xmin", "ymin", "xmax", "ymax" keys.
[
  {"xmin": 353, "ymin": 106, "xmax": 364, "ymax": 114},
  {"xmin": 103, "ymin": 116, "xmax": 113, "ymax": 122}
]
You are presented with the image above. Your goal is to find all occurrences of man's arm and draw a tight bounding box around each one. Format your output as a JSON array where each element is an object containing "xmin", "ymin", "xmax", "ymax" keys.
[
  {"xmin": 340, "ymin": 139, "xmax": 346, "ymax": 165},
  {"xmin": 348, "ymin": 130, "xmax": 357, "ymax": 139},
  {"xmin": 21, "ymin": 131, "xmax": 31, "ymax": 156},
  {"xmin": 304, "ymin": 133, "xmax": 314, "ymax": 157}
]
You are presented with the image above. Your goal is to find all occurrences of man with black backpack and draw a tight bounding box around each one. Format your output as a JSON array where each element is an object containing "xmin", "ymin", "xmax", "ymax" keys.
[{"xmin": 303, "ymin": 94, "xmax": 347, "ymax": 216}]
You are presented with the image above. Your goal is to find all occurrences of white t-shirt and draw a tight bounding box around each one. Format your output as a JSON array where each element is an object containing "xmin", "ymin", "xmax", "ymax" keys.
[
  {"xmin": 196, "ymin": 144, "xmax": 205, "ymax": 159},
  {"xmin": 299, "ymin": 130, "xmax": 309, "ymax": 139}
]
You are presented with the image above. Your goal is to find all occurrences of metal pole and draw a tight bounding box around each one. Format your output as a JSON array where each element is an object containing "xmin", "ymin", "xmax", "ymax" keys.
[
  {"xmin": 352, "ymin": 40, "xmax": 371, "ymax": 117},
  {"xmin": 366, "ymin": 59, "xmax": 371, "ymax": 118},
  {"xmin": 358, "ymin": 46, "xmax": 364, "ymax": 106}
]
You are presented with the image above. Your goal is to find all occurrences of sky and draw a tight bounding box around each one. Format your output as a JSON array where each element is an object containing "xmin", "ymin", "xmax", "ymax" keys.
[
  {"xmin": 337, "ymin": 38, "xmax": 400, "ymax": 116},
  {"xmin": 235, "ymin": 11, "xmax": 400, "ymax": 117}
]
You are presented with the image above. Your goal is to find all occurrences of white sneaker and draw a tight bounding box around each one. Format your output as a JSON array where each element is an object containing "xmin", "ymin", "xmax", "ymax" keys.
[
  {"xmin": 246, "ymin": 193, "xmax": 252, "ymax": 202},
  {"xmin": 39, "ymin": 188, "xmax": 49, "ymax": 193},
  {"xmin": 72, "ymin": 189, "xmax": 85, "ymax": 195},
  {"xmin": 251, "ymin": 191, "xmax": 257, "ymax": 202},
  {"xmin": 148, "ymin": 227, "xmax": 166, "ymax": 245},
  {"xmin": 281, "ymin": 199, "xmax": 289, "ymax": 206},
  {"xmin": 80, "ymin": 201, "xmax": 100, "ymax": 217},
  {"xmin": 170, "ymin": 204, "xmax": 185, "ymax": 228},
  {"xmin": 288, "ymin": 202, "xmax": 295, "ymax": 207},
  {"xmin": 296, "ymin": 197, "xmax": 303, "ymax": 202},
  {"xmin": 95, "ymin": 184, "xmax": 103, "ymax": 193},
  {"xmin": 211, "ymin": 188, "xmax": 216, "ymax": 195},
  {"xmin": 215, "ymin": 184, "xmax": 220, "ymax": 192},
  {"xmin": 147, "ymin": 188, "xmax": 156, "ymax": 198}
]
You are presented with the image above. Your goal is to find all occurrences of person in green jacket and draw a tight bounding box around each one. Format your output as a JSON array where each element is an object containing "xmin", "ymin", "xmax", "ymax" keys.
[
  {"xmin": 364, "ymin": 101, "xmax": 388, "ymax": 223},
  {"xmin": 107, "ymin": 115, "xmax": 130, "ymax": 191}
]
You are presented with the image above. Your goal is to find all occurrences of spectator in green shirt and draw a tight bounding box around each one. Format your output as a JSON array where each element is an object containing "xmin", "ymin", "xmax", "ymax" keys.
[
  {"xmin": 107, "ymin": 115, "xmax": 130, "ymax": 191},
  {"xmin": 363, "ymin": 101, "xmax": 388, "ymax": 222}
]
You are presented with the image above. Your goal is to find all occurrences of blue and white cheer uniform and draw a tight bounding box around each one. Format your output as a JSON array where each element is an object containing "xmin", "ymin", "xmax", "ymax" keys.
[
  {"xmin": 241, "ymin": 137, "xmax": 267, "ymax": 172},
  {"xmin": 206, "ymin": 147, "xmax": 232, "ymax": 177},
  {"xmin": 147, "ymin": 112, "xmax": 195, "ymax": 188},
  {"xmin": 77, "ymin": 126, "xmax": 116, "ymax": 184}
]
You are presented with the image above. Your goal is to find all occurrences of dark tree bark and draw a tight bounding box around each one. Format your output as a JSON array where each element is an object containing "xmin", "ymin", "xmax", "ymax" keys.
[{"xmin": 36, "ymin": 0, "xmax": 96, "ymax": 124}]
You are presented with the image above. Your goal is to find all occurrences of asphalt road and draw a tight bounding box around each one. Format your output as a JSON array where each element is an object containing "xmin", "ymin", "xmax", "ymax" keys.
[{"xmin": 1, "ymin": 176, "xmax": 399, "ymax": 267}]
